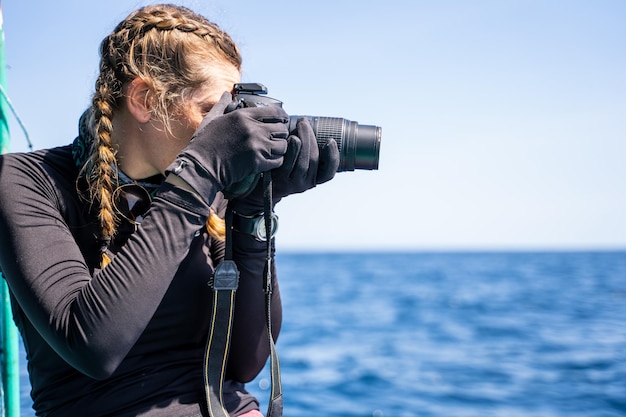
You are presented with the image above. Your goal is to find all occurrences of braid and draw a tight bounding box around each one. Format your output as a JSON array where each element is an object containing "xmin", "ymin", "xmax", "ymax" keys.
[
  {"xmin": 84, "ymin": 54, "xmax": 124, "ymax": 241},
  {"xmin": 83, "ymin": 4, "xmax": 239, "ymax": 248},
  {"xmin": 116, "ymin": 5, "xmax": 241, "ymax": 70},
  {"xmin": 206, "ymin": 209, "xmax": 226, "ymax": 240},
  {"xmin": 91, "ymin": 67, "xmax": 120, "ymax": 239}
]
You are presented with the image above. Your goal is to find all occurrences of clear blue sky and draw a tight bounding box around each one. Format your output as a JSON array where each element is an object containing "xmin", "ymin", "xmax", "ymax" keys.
[{"xmin": 2, "ymin": 0, "xmax": 625, "ymax": 251}]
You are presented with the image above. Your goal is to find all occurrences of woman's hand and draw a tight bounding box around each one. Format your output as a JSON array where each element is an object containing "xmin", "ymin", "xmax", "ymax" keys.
[
  {"xmin": 166, "ymin": 92, "xmax": 290, "ymax": 204},
  {"xmin": 231, "ymin": 117, "xmax": 340, "ymax": 215}
]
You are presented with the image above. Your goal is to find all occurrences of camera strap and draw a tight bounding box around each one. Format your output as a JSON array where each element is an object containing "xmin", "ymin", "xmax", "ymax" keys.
[{"xmin": 204, "ymin": 172, "xmax": 283, "ymax": 417}]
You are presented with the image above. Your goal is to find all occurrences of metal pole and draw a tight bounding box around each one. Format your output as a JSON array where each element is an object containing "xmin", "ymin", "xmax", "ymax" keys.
[{"xmin": 0, "ymin": 2, "xmax": 21, "ymax": 416}]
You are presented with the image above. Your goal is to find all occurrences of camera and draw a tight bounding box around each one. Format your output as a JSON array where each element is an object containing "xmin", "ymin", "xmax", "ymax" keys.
[{"xmin": 227, "ymin": 83, "xmax": 381, "ymax": 172}]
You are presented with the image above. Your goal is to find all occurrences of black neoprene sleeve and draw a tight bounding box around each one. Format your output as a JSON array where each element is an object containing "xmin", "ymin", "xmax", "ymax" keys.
[{"xmin": 0, "ymin": 148, "xmax": 280, "ymax": 383}]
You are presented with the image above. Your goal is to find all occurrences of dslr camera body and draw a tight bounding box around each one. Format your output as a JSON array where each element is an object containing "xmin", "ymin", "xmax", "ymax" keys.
[
  {"xmin": 223, "ymin": 83, "xmax": 381, "ymax": 198},
  {"xmin": 227, "ymin": 83, "xmax": 381, "ymax": 172}
]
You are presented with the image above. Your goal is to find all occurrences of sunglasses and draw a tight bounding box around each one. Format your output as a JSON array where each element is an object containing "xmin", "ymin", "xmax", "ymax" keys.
[{"xmin": 112, "ymin": 183, "xmax": 152, "ymax": 225}]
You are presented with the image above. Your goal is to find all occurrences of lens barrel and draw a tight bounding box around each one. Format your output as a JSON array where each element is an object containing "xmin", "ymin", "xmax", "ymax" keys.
[{"xmin": 288, "ymin": 116, "xmax": 381, "ymax": 172}]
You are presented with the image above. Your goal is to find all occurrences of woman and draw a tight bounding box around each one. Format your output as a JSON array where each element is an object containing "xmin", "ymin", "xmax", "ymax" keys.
[{"xmin": 0, "ymin": 4, "xmax": 338, "ymax": 417}]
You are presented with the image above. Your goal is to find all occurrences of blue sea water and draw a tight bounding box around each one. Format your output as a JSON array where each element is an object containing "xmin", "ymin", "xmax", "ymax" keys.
[{"xmin": 16, "ymin": 251, "xmax": 626, "ymax": 416}]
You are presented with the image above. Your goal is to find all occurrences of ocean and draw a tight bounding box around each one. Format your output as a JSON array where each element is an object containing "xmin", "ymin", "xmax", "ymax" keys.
[{"xmin": 16, "ymin": 251, "xmax": 626, "ymax": 416}]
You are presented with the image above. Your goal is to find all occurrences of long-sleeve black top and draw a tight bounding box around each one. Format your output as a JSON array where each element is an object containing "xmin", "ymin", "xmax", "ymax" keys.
[{"xmin": 0, "ymin": 144, "xmax": 281, "ymax": 416}]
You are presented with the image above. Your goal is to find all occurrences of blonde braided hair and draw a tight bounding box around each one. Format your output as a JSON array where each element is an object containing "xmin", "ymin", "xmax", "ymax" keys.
[{"xmin": 82, "ymin": 4, "xmax": 240, "ymax": 255}]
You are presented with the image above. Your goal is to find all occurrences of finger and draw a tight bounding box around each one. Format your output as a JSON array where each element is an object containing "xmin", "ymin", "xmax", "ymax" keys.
[
  {"xmin": 267, "ymin": 118, "xmax": 290, "ymax": 140},
  {"xmin": 277, "ymin": 135, "xmax": 302, "ymax": 177},
  {"xmin": 208, "ymin": 91, "xmax": 234, "ymax": 116},
  {"xmin": 258, "ymin": 115, "xmax": 289, "ymax": 124},
  {"xmin": 255, "ymin": 139, "xmax": 287, "ymax": 172},
  {"xmin": 268, "ymin": 135, "xmax": 289, "ymax": 157},
  {"xmin": 244, "ymin": 106, "xmax": 289, "ymax": 124},
  {"xmin": 253, "ymin": 108, "xmax": 289, "ymax": 138},
  {"xmin": 196, "ymin": 91, "xmax": 232, "ymax": 131},
  {"xmin": 270, "ymin": 129, "xmax": 289, "ymax": 140},
  {"xmin": 294, "ymin": 118, "xmax": 316, "ymax": 180},
  {"xmin": 316, "ymin": 139, "xmax": 339, "ymax": 184}
]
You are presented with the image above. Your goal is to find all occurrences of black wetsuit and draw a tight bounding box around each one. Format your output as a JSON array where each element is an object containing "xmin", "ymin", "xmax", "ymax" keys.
[{"xmin": 0, "ymin": 145, "xmax": 281, "ymax": 416}]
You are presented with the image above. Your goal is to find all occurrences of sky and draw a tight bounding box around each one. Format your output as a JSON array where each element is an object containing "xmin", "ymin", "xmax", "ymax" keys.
[{"xmin": 1, "ymin": 0, "xmax": 625, "ymax": 251}]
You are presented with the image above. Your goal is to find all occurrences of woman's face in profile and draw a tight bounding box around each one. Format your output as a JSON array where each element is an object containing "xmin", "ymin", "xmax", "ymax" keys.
[{"xmin": 151, "ymin": 63, "xmax": 241, "ymax": 169}]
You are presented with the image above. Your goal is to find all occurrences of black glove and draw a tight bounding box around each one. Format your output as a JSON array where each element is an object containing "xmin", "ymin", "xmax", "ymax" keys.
[
  {"xmin": 231, "ymin": 117, "xmax": 340, "ymax": 215},
  {"xmin": 166, "ymin": 92, "xmax": 289, "ymax": 204}
]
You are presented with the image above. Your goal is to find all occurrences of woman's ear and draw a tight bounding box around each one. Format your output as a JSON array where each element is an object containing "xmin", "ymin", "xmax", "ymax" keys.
[{"xmin": 125, "ymin": 78, "xmax": 152, "ymax": 123}]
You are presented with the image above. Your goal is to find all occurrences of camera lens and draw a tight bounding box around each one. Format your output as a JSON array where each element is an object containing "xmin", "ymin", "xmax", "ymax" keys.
[{"xmin": 289, "ymin": 116, "xmax": 381, "ymax": 172}]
